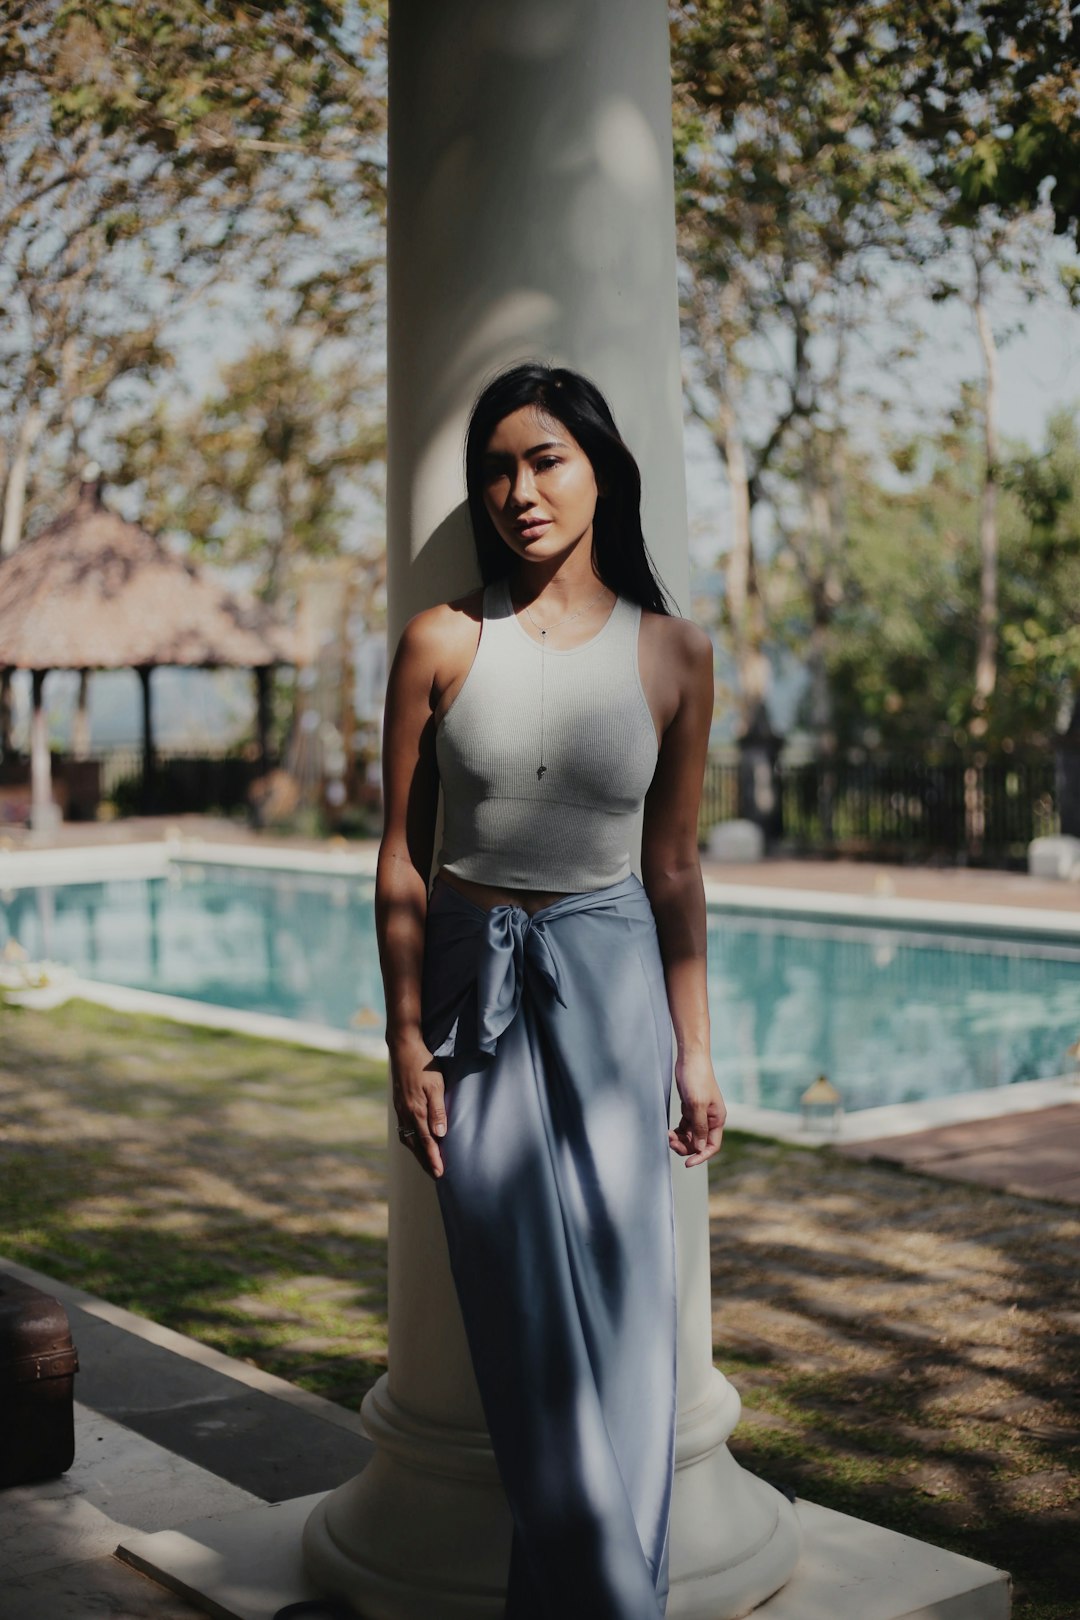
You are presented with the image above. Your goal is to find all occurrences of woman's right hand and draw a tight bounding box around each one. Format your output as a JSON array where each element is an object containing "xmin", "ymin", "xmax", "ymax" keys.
[{"xmin": 390, "ymin": 1032, "xmax": 448, "ymax": 1179}]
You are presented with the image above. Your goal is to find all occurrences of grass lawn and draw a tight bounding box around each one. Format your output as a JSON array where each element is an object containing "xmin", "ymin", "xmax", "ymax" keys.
[{"xmin": 1, "ymin": 996, "xmax": 1077, "ymax": 1619}]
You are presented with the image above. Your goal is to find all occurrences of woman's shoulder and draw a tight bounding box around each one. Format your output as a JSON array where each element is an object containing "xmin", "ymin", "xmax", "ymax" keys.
[
  {"xmin": 639, "ymin": 606, "xmax": 713, "ymax": 667},
  {"xmin": 399, "ymin": 588, "xmax": 486, "ymax": 646}
]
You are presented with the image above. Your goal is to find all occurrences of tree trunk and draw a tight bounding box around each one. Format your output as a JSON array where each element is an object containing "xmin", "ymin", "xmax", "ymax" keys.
[
  {"xmin": 1, "ymin": 407, "xmax": 42, "ymax": 558},
  {"xmin": 717, "ymin": 395, "xmax": 772, "ymax": 734},
  {"xmin": 973, "ymin": 252, "xmax": 999, "ymax": 717},
  {"xmin": 719, "ymin": 395, "xmax": 782, "ymax": 838},
  {"xmin": 802, "ymin": 419, "xmax": 847, "ymax": 846}
]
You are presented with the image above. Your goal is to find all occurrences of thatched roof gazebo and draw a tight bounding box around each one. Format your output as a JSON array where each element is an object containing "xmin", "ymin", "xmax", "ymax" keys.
[{"xmin": 0, "ymin": 475, "xmax": 301, "ymax": 827}]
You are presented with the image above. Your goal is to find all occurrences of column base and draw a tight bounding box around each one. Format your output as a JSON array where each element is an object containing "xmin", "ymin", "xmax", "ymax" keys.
[
  {"xmin": 302, "ymin": 1376, "xmax": 510, "ymax": 1619},
  {"xmin": 668, "ymin": 1370, "xmax": 802, "ymax": 1618},
  {"xmin": 300, "ymin": 1367, "xmax": 801, "ymax": 1619}
]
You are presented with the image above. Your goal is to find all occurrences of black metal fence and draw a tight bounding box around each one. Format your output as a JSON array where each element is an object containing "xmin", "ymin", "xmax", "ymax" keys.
[
  {"xmin": 101, "ymin": 747, "xmax": 263, "ymax": 817},
  {"xmin": 0, "ymin": 746, "xmax": 263, "ymax": 823},
  {"xmin": 700, "ymin": 755, "xmax": 1059, "ymax": 864}
]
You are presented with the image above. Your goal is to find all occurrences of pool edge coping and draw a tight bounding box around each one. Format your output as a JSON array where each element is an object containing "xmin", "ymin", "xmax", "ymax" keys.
[{"xmin": 3, "ymin": 838, "xmax": 1078, "ymax": 935}]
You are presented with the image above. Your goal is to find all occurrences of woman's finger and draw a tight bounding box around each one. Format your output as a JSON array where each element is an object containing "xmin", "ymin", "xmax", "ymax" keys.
[
  {"xmin": 684, "ymin": 1117, "xmax": 724, "ymax": 1168},
  {"xmin": 426, "ymin": 1079, "xmax": 448, "ymax": 1140},
  {"xmin": 394, "ymin": 1096, "xmax": 444, "ymax": 1179},
  {"xmin": 669, "ymin": 1102, "xmax": 725, "ymax": 1166},
  {"xmin": 409, "ymin": 1108, "xmax": 444, "ymax": 1179}
]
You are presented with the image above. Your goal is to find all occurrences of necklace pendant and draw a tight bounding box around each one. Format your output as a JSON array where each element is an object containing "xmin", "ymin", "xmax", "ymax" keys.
[{"xmin": 536, "ymin": 764, "xmax": 547, "ymax": 780}]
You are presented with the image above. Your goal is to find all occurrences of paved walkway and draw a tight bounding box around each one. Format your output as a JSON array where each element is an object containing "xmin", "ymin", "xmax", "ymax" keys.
[
  {"xmin": 6, "ymin": 811, "xmax": 1078, "ymax": 908},
  {"xmin": 834, "ymin": 1101, "xmax": 1080, "ymax": 1205},
  {"xmin": 0, "ymin": 1256, "xmax": 369, "ymax": 1619},
  {"xmin": 700, "ymin": 852, "xmax": 1080, "ymax": 912}
]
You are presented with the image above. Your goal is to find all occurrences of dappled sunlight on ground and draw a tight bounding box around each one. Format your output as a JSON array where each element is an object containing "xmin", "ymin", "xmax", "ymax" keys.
[
  {"xmin": 0, "ymin": 998, "xmax": 1076, "ymax": 1613},
  {"xmin": 708, "ymin": 1137, "xmax": 1079, "ymax": 1614}
]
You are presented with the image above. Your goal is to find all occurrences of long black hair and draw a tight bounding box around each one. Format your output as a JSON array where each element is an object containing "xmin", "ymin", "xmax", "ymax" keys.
[{"xmin": 463, "ymin": 362, "xmax": 674, "ymax": 615}]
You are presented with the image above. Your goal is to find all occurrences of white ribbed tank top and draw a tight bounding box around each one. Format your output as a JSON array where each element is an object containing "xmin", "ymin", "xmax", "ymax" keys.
[{"xmin": 435, "ymin": 577, "xmax": 660, "ymax": 891}]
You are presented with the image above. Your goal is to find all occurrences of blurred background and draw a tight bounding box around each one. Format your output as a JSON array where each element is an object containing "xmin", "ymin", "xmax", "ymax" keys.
[{"xmin": 2, "ymin": 0, "xmax": 1079, "ymax": 865}]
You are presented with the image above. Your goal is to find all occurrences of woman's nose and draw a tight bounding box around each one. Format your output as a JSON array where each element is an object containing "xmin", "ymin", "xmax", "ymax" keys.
[{"xmin": 509, "ymin": 465, "xmax": 536, "ymax": 507}]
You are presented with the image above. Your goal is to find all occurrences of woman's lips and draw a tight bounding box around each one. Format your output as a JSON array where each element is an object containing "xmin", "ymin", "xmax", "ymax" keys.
[{"xmin": 515, "ymin": 518, "xmax": 550, "ymax": 539}]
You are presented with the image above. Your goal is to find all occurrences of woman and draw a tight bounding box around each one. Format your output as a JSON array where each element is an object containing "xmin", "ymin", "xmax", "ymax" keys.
[{"xmin": 376, "ymin": 362, "xmax": 726, "ymax": 1619}]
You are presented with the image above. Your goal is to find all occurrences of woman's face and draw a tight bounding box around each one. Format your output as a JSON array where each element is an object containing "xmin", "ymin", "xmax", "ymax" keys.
[{"xmin": 480, "ymin": 405, "xmax": 599, "ymax": 566}]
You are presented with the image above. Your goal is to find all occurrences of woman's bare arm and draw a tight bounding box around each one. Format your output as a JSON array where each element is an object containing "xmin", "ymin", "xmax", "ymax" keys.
[
  {"xmin": 376, "ymin": 608, "xmax": 450, "ymax": 1178},
  {"xmin": 640, "ymin": 618, "xmax": 726, "ymax": 1168}
]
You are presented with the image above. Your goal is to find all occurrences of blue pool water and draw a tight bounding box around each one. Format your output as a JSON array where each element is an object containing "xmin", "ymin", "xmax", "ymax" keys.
[{"xmin": 3, "ymin": 864, "xmax": 1079, "ymax": 1113}]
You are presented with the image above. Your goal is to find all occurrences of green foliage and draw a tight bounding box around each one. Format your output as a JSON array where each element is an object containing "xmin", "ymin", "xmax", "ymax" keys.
[
  {"xmin": 0, "ymin": 0, "xmax": 386, "ymax": 532},
  {"xmin": 894, "ymin": 0, "xmax": 1080, "ymax": 244},
  {"xmin": 780, "ymin": 408, "xmax": 1080, "ymax": 753},
  {"xmin": 114, "ymin": 338, "xmax": 385, "ymax": 601},
  {"xmin": 672, "ymin": 1, "xmax": 1080, "ymax": 752}
]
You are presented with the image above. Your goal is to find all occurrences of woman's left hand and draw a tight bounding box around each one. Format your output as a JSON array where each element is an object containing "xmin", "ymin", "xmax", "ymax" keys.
[{"xmin": 669, "ymin": 1051, "xmax": 727, "ymax": 1168}]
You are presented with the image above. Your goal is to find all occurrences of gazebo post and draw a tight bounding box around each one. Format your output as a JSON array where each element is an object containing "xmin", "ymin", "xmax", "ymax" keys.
[
  {"xmin": 72, "ymin": 668, "xmax": 91, "ymax": 759},
  {"xmin": 254, "ymin": 665, "xmax": 272, "ymax": 775},
  {"xmin": 0, "ymin": 670, "xmax": 12, "ymax": 755},
  {"xmin": 138, "ymin": 665, "xmax": 157, "ymax": 814},
  {"xmin": 30, "ymin": 668, "xmax": 54, "ymax": 831}
]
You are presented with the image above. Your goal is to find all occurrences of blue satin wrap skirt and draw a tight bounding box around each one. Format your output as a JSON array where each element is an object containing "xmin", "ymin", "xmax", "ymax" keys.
[{"xmin": 421, "ymin": 873, "xmax": 678, "ymax": 1619}]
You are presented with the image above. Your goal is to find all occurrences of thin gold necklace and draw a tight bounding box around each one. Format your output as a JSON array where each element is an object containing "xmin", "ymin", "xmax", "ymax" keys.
[{"xmin": 514, "ymin": 581, "xmax": 610, "ymax": 781}]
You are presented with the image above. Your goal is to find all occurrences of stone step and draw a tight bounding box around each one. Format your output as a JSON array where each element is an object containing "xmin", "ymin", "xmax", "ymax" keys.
[{"xmin": 119, "ymin": 1490, "xmax": 1010, "ymax": 1620}]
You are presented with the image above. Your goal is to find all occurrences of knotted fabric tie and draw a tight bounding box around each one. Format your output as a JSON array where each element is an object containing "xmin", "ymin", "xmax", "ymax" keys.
[{"xmin": 475, "ymin": 904, "xmax": 567, "ymax": 1056}]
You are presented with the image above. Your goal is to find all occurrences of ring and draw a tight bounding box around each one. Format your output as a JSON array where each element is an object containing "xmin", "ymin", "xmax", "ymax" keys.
[{"xmin": 397, "ymin": 1125, "xmax": 417, "ymax": 1143}]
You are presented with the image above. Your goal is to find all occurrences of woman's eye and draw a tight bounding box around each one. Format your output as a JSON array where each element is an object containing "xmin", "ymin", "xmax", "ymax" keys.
[{"xmin": 534, "ymin": 457, "xmax": 560, "ymax": 472}]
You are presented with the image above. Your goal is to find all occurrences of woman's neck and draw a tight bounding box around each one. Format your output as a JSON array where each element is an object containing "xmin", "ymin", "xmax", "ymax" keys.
[{"xmin": 507, "ymin": 558, "xmax": 609, "ymax": 618}]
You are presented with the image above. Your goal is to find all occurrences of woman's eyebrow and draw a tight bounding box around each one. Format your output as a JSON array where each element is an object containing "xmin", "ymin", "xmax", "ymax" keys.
[{"xmin": 483, "ymin": 439, "xmax": 567, "ymax": 464}]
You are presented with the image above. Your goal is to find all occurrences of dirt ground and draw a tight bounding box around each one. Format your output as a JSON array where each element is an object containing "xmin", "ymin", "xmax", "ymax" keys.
[{"xmin": 1, "ymin": 997, "xmax": 1076, "ymax": 1618}]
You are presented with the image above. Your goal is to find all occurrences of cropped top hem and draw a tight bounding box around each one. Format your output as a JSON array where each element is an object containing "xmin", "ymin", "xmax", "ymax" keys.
[{"xmin": 436, "ymin": 854, "xmax": 633, "ymax": 894}]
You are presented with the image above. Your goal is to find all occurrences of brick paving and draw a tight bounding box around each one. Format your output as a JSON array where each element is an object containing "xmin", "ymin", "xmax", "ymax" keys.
[
  {"xmin": 836, "ymin": 1101, "xmax": 1080, "ymax": 1206},
  {"xmin": 702, "ymin": 853, "xmax": 1080, "ymax": 913}
]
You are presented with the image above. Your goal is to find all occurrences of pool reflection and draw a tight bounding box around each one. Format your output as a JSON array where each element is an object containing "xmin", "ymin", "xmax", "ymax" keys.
[
  {"xmin": 707, "ymin": 913, "xmax": 1080, "ymax": 1113},
  {"xmin": 0, "ymin": 866, "xmax": 384, "ymax": 1035}
]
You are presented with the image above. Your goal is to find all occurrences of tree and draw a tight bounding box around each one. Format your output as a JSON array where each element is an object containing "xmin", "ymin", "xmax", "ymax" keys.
[
  {"xmin": 672, "ymin": 0, "xmax": 925, "ymax": 837},
  {"xmin": 0, "ymin": 0, "xmax": 386, "ymax": 551},
  {"xmin": 892, "ymin": 0, "xmax": 1080, "ymax": 730},
  {"xmin": 671, "ymin": 0, "xmax": 1080, "ymax": 774},
  {"xmin": 799, "ymin": 406, "xmax": 1080, "ymax": 758},
  {"xmin": 115, "ymin": 337, "xmax": 386, "ymax": 606},
  {"xmin": 896, "ymin": 0, "xmax": 1080, "ymax": 248},
  {"xmin": 0, "ymin": 0, "xmax": 386, "ymax": 751}
]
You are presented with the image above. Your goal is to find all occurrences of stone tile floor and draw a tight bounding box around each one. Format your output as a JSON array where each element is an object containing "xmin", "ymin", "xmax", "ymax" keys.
[
  {"xmin": 836, "ymin": 1102, "xmax": 1080, "ymax": 1206},
  {"xmin": 0, "ymin": 1258, "xmax": 373, "ymax": 1620}
]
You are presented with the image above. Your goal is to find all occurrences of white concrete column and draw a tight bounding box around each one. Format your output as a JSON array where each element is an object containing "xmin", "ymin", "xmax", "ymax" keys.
[{"xmin": 303, "ymin": 3, "xmax": 802, "ymax": 1615}]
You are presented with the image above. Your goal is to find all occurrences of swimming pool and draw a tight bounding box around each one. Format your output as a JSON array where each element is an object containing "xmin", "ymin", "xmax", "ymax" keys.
[{"xmin": 3, "ymin": 851, "xmax": 1079, "ymax": 1117}]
